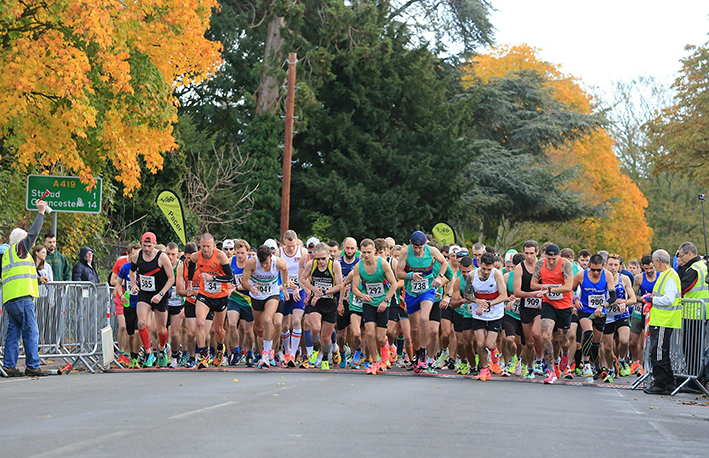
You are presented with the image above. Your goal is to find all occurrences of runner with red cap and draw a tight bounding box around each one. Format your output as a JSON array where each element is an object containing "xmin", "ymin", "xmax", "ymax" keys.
[{"xmin": 129, "ymin": 232, "xmax": 175, "ymax": 367}]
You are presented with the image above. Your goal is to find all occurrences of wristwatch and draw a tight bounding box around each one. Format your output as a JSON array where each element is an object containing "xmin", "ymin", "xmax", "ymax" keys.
[{"xmin": 159, "ymin": 291, "xmax": 165, "ymax": 296}]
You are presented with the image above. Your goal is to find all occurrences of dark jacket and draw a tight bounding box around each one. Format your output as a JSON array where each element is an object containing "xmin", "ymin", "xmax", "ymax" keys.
[{"xmin": 72, "ymin": 247, "xmax": 100, "ymax": 283}]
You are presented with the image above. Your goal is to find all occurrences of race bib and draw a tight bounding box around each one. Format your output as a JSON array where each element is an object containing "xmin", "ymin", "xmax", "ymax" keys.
[
  {"xmin": 234, "ymin": 274, "xmax": 242, "ymax": 288},
  {"xmin": 525, "ymin": 297, "xmax": 542, "ymax": 309},
  {"xmin": 313, "ymin": 277, "xmax": 333, "ymax": 298},
  {"xmin": 545, "ymin": 284, "xmax": 562, "ymax": 301},
  {"xmin": 466, "ymin": 302, "xmax": 474, "ymax": 315},
  {"xmin": 204, "ymin": 280, "xmax": 221, "ymax": 293},
  {"xmin": 257, "ymin": 283, "xmax": 276, "ymax": 295},
  {"xmin": 588, "ymin": 294, "xmax": 605, "ymax": 309},
  {"xmin": 607, "ymin": 304, "xmax": 621, "ymax": 315},
  {"xmin": 351, "ymin": 294, "xmax": 363, "ymax": 307},
  {"xmin": 366, "ymin": 282, "xmax": 385, "ymax": 297},
  {"xmin": 411, "ymin": 277, "xmax": 429, "ymax": 293},
  {"xmin": 139, "ymin": 275, "xmax": 156, "ymax": 292},
  {"xmin": 510, "ymin": 299, "xmax": 521, "ymax": 315},
  {"xmin": 289, "ymin": 275, "xmax": 299, "ymax": 288}
]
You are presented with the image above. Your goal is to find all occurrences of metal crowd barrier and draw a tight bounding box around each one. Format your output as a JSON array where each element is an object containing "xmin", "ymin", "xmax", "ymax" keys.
[
  {"xmin": 631, "ymin": 298, "xmax": 709, "ymax": 395},
  {"xmin": 0, "ymin": 281, "xmax": 114, "ymax": 374}
]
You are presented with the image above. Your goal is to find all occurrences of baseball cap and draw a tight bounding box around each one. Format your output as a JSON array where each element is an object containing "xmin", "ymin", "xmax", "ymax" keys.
[
  {"xmin": 223, "ymin": 239, "xmax": 235, "ymax": 249},
  {"xmin": 141, "ymin": 232, "xmax": 156, "ymax": 244},
  {"xmin": 505, "ymin": 249, "xmax": 518, "ymax": 263},
  {"xmin": 448, "ymin": 244, "xmax": 461, "ymax": 255},
  {"xmin": 410, "ymin": 231, "xmax": 427, "ymax": 246},
  {"xmin": 544, "ymin": 243, "xmax": 560, "ymax": 256},
  {"xmin": 306, "ymin": 237, "xmax": 320, "ymax": 248},
  {"xmin": 264, "ymin": 239, "xmax": 278, "ymax": 252}
]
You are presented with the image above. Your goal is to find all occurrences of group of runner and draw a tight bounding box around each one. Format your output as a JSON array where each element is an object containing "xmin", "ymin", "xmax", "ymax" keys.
[{"xmin": 110, "ymin": 230, "xmax": 659, "ymax": 384}]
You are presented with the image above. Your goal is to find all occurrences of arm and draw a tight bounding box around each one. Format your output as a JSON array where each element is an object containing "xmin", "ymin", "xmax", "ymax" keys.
[
  {"xmin": 529, "ymin": 259, "xmax": 545, "ymax": 292},
  {"xmin": 652, "ymin": 273, "xmax": 680, "ymax": 306},
  {"xmin": 552, "ymin": 259, "xmax": 575, "ymax": 294},
  {"xmin": 277, "ymin": 258, "xmax": 291, "ymax": 300},
  {"xmin": 241, "ymin": 259, "xmax": 256, "ymax": 295},
  {"xmin": 61, "ymin": 254, "xmax": 71, "ymax": 281},
  {"xmin": 680, "ymin": 266, "xmax": 699, "ymax": 296},
  {"xmin": 623, "ymin": 275, "xmax": 637, "ymax": 306},
  {"xmin": 382, "ymin": 261, "xmax": 398, "ymax": 302},
  {"xmin": 329, "ymin": 261, "xmax": 343, "ymax": 295},
  {"xmin": 17, "ymin": 205, "xmax": 46, "ymax": 257},
  {"xmin": 129, "ymin": 252, "xmax": 139, "ymax": 294},
  {"xmin": 299, "ymin": 261, "xmax": 317, "ymax": 295},
  {"xmin": 350, "ymin": 266, "xmax": 371, "ymax": 302},
  {"xmin": 396, "ymin": 246, "xmax": 409, "ymax": 281},
  {"xmin": 513, "ymin": 264, "xmax": 533, "ymax": 298},
  {"xmin": 489, "ymin": 270, "xmax": 508, "ymax": 306},
  {"xmin": 176, "ymin": 262, "xmax": 189, "ymax": 296},
  {"xmin": 449, "ymin": 277, "xmax": 465, "ymax": 309},
  {"xmin": 430, "ymin": 247, "xmax": 449, "ymax": 287},
  {"xmin": 633, "ymin": 273, "xmax": 642, "ymax": 297},
  {"xmin": 72, "ymin": 264, "xmax": 82, "ymax": 281},
  {"xmin": 390, "ymin": 257, "xmax": 405, "ymax": 289}
]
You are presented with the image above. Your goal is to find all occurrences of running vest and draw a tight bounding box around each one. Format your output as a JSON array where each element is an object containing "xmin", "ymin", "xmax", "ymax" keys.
[
  {"xmin": 1, "ymin": 243, "xmax": 38, "ymax": 302},
  {"xmin": 168, "ymin": 263, "xmax": 182, "ymax": 307},
  {"xmin": 579, "ymin": 269, "xmax": 608, "ymax": 314},
  {"xmin": 250, "ymin": 258, "xmax": 280, "ymax": 300},
  {"xmin": 506, "ymin": 270, "xmax": 520, "ymax": 319},
  {"xmin": 339, "ymin": 256, "xmax": 359, "ymax": 279},
  {"xmin": 280, "ymin": 246, "xmax": 305, "ymax": 291},
  {"xmin": 311, "ymin": 259, "xmax": 335, "ymax": 298},
  {"xmin": 183, "ymin": 260, "xmax": 200, "ymax": 305},
  {"xmin": 640, "ymin": 272, "xmax": 658, "ymax": 295},
  {"xmin": 521, "ymin": 262, "xmax": 541, "ymax": 309},
  {"xmin": 404, "ymin": 245, "xmax": 436, "ymax": 296},
  {"xmin": 136, "ymin": 249, "xmax": 168, "ymax": 293},
  {"xmin": 358, "ymin": 257, "xmax": 389, "ymax": 307},
  {"xmin": 540, "ymin": 258, "xmax": 573, "ymax": 309},
  {"xmin": 606, "ymin": 273, "xmax": 630, "ymax": 323},
  {"xmin": 470, "ymin": 268, "xmax": 503, "ymax": 321},
  {"xmin": 387, "ymin": 256, "xmax": 400, "ymax": 307},
  {"xmin": 454, "ymin": 270, "xmax": 466, "ymax": 316},
  {"xmin": 649, "ymin": 268, "xmax": 682, "ymax": 329},
  {"xmin": 197, "ymin": 251, "xmax": 228, "ymax": 298},
  {"xmin": 229, "ymin": 257, "xmax": 251, "ymax": 303}
]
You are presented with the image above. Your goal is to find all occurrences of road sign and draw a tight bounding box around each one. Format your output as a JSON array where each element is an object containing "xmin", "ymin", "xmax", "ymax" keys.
[{"xmin": 26, "ymin": 175, "xmax": 102, "ymax": 214}]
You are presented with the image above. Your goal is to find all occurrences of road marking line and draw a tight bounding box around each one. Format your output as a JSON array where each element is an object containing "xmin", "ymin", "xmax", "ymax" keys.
[
  {"xmin": 0, "ymin": 378, "xmax": 31, "ymax": 384},
  {"xmin": 169, "ymin": 401, "xmax": 235, "ymax": 420},
  {"xmin": 27, "ymin": 431, "xmax": 128, "ymax": 458},
  {"xmin": 626, "ymin": 401, "xmax": 647, "ymax": 415},
  {"xmin": 649, "ymin": 421, "xmax": 676, "ymax": 441}
]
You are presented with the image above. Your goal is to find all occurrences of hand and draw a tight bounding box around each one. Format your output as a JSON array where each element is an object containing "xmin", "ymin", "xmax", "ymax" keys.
[
  {"xmin": 313, "ymin": 288, "xmax": 323, "ymax": 298},
  {"xmin": 337, "ymin": 303, "xmax": 345, "ymax": 316},
  {"xmin": 36, "ymin": 200, "xmax": 47, "ymax": 214},
  {"xmin": 505, "ymin": 301, "xmax": 514, "ymax": 312},
  {"xmin": 643, "ymin": 293, "xmax": 654, "ymax": 303},
  {"xmin": 432, "ymin": 277, "xmax": 443, "ymax": 288},
  {"xmin": 377, "ymin": 303, "xmax": 387, "ymax": 313},
  {"xmin": 617, "ymin": 301, "xmax": 626, "ymax": 314},
  {"xmin": 535, "ymin": 290, "xmax": 546, "ymax": 298},
  {"xmin": 131, "ymin": 285, "xmax": 139, "ymax": 295},
  {"xmin": 283, "ymin": 289, "xmax": 290, "ymax": 301},
  {"xmin": 593, "ymin": 307, "xmax": 604, "ymax": 317},
  {"xmin": 440, "ymin": 297, "xmax": 450, "ymax": 309},
  {"xmin": 250, "ymin": 286, "xmax": 259, "ymax": 296},
  {"xmin": 476, "ymin": 303, "xmax": 486, "ymax": 316},
  {"xmin": 574, "ymin": 298, "xmax": 583, "ymax": 311},
  {"xmin": 151, "ymin": 293, "xmax": 162, "ymax": 304},
  {"xmin": 412, "ymin": 272, "xmax": 423, "ymax": 282},
  {"xmin": 201, "ymin": 273, "xmax": 213, "ymax": 282},
  {"xmin": 179, "ymin": 309, "xmax": 185, "ymax": 319},
  {"xmin": 361, "ymin": 294, "xmax": 373, "ymax": 303},
  {"xmin": 227, "ymin": 285, "xmax": 236, "ymax": 295},
  {"xmin": 39, "ymin": 276, "xmax": 49, "ymax": 284}
]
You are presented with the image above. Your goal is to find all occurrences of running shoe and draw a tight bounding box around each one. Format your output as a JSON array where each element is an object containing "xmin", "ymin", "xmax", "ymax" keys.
[
  {"xmin": 559, "ymin": 355, "xmax": 568, "ymax": 372},
  {"xmin": 543, "ymin": 369, "xmax": 557, "ymax": 384},
  {"xmin": 332, "ymin": 351, "xmax": 342, "ymax": 367},
  {"xmin": 371, "ymin": 361, "xmax": 379, "ymax": 374},
  {"xmin": 213, "ymin": 344, "xmax": 225, "ymax": 367},
  {"xmin": 129, "ymin": 358, "xmax": 139, "ymax": 369},
  {"xmin": 118, "ymin": 353, "xmax": 130, "ymax": 366},
  {"xmin": 308, "ymin": 350, "xmax": 320, "ymax": 365},
  {"xmin": 378, "ymin": 361, "xmax": 387, "ymax": 373},
  {"xmin": 595, "ymin": 367, "xmax": 606, "ymax": 381},
  {"xmin": 491, "ymin": 348, "xmax": 500, "ymax": 364},
  {"xmin": 501, "ymin": 364, "xmax": 511, "ymax": 377},
  {"xmin": 169, "ymin": 356, "xmax": 179, "ymax": 369},
  {"xmin": 197, "ymin": 354, "xmax": 209, "ymax": 369},
  {"xmin": 436, "ymin": 351, "xmax": 448, "ymax": 369},
  {"xmin": 564, "ymin": 368, "xmax": 573, "ymax": 380},
  {"xmin": 603, "ymin": 369, "xmax": 615, "ymax": 383},
  {"xmin": 258, "ymin": 352, "xmax": 270, "ymax": 369},
  {"xmin": 630, "ymin": 361, "xmax": 641, "ymax": 375},
  {"xmin": 229, "ymin": 351, "xmax": 241, "ymax": 366},
  {"xmin": 554, "ymin": 363, "xmax": 561, "ymax": 380},
  {"xmin": 575, "ymin": 366, "xmax": 584, "ymax": 377},
  {"xmin": 427, "ymin": 363, "xmax": 438, "ymax": 375},
  {"xmin": 403, "ymin": 360, "xmax": 414, "ymax": 371},
  {"xmin": 352, "ymin": 349, "xmax": 362, "ymax": 367},
  {"xmin": 338, "ymin": 352, "xmax": 347, "ymax": 368},
  {"xmin": 476, "ymin": 367, "xmax": 491, "ymax": 381},
  {"xmin": 446, "ymin": 358, "xmax": 456, "ymax": 371},
  {"xmin": 454, "ymin": 359, "xmax": 462, "ymax": 373},
  {"xmin": 457, "ymin": 361, "xmax": 471, "ymax": 375},
  {"xmin": 389, "ymin": 345, "xmax": 397, "ymax": 363},
  {"xmin": 187, "ymin": 357, "xmax": 195, "ymax": 368},
  {"xmin": 583, "ymin": 363, "xmax": 594, "ymax": 383},
  {"xmin": 533, "ymin": 361, "xmax": 544, "ymax": 376},
  {"xmin": 619, "ymin": 361, "xmax": 631, "ymax": 377},
  {"xmin": 365, "ymin": 362, "xmax": 375, "ymax": 375},
  {"xmin": 636, "ymin": 366, "xmax": 644, "ymax": 376},
  {"xmin": 489, "ymin": 361, "xmax": 502, "ymax": 375},
  {"xmin": 144, "ymin": 352, "xmax": 156, "ymax": 368},
  {"xmin": 321, "ymin": 361, "xmax": 330, "ymax": 371},
  {"xmin": 514, "ymin": 362, "xmax": 522, "ymax": 377},
  {"xmin": 245, "ymin": 353, "xmax": 254, "ymax": 368},
  {"xmin": 180, "ymin": 352, "xmax": 190, "ymax": 367},
  {"xmin": 507, "ymin": 356, "xmax": 519, "ymax": 374}
]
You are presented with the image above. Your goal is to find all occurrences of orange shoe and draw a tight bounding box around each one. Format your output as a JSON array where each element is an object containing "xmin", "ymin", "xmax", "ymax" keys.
[
  {"xmin": 389, "ymin": 345, "xmax": 397, "ymax": 363},
  {"xmin": 554, "ymin": 363, "xmax": 561, "ymax": 379},
  {"xmin": 476, "ymin": 367, "xmax": 492, "ymax": 381},
  {"xmin": 380, "ymin": 346, "xmax": 389, "ymax": 365},
  {"xmin": 489, "ymin": 362, "xmax": 501, "ymax": 374},
  {"xmin": 630, "ymin": 361, "xmax": 641, "ymax": 374},
  {"xmin": 636, "ymin": 366, "xmax": 644, "ymax": 376}
]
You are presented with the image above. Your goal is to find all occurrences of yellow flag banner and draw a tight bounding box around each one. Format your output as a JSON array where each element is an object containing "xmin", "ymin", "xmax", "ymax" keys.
[
  {"xmin": 432, "ymin": 222, "xmax": 456, "ymax": 246},
  {"xmin": 155, "ymin": 189, "xmax": 188, "ymax": 245}
]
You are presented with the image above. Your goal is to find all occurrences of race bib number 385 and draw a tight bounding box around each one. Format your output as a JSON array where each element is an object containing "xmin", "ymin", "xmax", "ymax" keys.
[{"xmin": 139, "ymin": 275, "xmax": 156, "ymax": 292}]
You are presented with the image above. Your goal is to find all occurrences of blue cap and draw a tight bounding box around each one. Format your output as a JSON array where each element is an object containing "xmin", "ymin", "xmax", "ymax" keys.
[
  {"xmin": 410, "ymin": 231, "xmax": 427, "ymax": 246},
  {"xmin": 0, "ymin": 243, "xmax": 9, "ymax": 254},
  {"xmin": 545, "ymin": 243, "xmax": 560, "ymax": 256}
]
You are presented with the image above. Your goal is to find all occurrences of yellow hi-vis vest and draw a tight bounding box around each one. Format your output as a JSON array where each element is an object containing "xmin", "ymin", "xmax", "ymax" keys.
[
  {"xmin": 1, "ymin": 243, "xmax": 39, "ymax": 302},
  {"xmin": 684, "ymin": 260, "xmax": 709, "ymax": 301},
  {"xmin": 649, "ymin": 268, "xmax": 682, "ymax": 329}
]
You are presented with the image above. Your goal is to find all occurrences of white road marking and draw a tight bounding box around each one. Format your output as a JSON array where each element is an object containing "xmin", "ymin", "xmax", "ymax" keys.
[
  {"xmin": 169, "ymin": 401, "xmax": 235, "ymax": 420},
  {"xmin": 649, "ymin": 421, "xmax": 677, "ymax": 441},
  {"xmin": 27, "ymin": 431, "xmax": 128, "ymax": 458}
]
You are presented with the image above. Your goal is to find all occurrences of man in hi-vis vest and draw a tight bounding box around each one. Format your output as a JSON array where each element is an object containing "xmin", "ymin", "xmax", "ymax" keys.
[
  {"xmin": 643, "ymin": 249, "xmax": 682, "ymax": 395},
  {"xmin": 1, "ymin": 200, "xmax": 49, "ymax": 377}
]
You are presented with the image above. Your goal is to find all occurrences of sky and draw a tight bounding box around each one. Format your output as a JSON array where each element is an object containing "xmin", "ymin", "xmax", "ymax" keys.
[{"xmin": 487, "ymin": 0, "xmax": 709, "ymax": 96}]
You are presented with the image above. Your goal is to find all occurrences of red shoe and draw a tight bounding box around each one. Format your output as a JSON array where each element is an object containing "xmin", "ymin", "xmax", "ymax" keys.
[
  {"xmin": 491, "ymin": 348, "xmax": 500, "ymax": 364},
  {"xmin": 559, "ymin": 355, "xmax": 568, "ymax": 372}
]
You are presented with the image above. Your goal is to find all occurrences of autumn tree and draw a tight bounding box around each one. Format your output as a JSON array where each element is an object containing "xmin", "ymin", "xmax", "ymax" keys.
[
  {"xmin": 0, "ymin": 0, "xmax": 222, "ymax": 195},
  {"xmin": 465, "ymin": 45, "xmax": 652, "ymax": 258}
]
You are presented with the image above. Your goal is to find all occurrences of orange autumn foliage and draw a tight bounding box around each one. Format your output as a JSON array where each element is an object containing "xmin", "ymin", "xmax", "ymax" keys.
[
  {"xmin": 465, "ymin": 44, "xmax": 652, "ymax": 258},
  {"xmin": 0, "ymin": 0, "xmax": 222, "ymax": 195}
]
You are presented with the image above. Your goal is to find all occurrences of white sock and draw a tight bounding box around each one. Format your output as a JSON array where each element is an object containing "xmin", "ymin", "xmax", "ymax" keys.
[
  {"xmin": 290, "ymin": 330, "xmax": 302, "ymax": 357},
  {"xmin": 281, "ymin": 332, "xmax": 291, "ymax": 355},
  {"xmin": 263, "ymin": 340, "xmax": 272, "ymax": 354}
]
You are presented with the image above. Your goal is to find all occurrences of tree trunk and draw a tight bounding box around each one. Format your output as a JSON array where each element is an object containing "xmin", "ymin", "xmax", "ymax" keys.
[{"xmin": 255, "ymin": 15, "xmax": 286, "ymax": 115}]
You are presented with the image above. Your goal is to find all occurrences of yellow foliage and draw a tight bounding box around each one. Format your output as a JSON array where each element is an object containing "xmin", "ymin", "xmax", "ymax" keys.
[
  {"xmin": 0, "ymin": 0, "xmax": 222, "ymax": 195},
  {"xmin": 465, "ymin": 44, "xmax": 652, "ymax": 258}
]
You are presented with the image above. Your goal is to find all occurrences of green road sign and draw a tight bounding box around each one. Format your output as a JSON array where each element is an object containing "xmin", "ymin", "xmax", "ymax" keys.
[{"xmin": 26, "ymin": 175, "xmax": 102, "ymax": 214}]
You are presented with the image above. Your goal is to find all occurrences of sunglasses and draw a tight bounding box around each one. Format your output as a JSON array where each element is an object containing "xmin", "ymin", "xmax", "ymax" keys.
[
  {"xmin": 224, "ymin": 248, "xmax": 234, "ymax": 251},
  {"xmin": 589, "ymin": 268, "xmax": 603, "ymax": 272},
  {"xmin": 314, "ymin": 256, "xmax": 328, "ymax": 260},
  {"xmin": 456, "ymin": 251, "xmax": 470, "ymax": 258}
]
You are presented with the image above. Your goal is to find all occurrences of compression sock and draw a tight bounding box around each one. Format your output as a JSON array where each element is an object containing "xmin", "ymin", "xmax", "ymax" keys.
[
  {"xmin": 263, "ymin": 340, "xmax": 272, "ymax": 354},
  {"xmin": 281, "ymin": 332, "xmax": 291, "ymax": 355},
  {"xmin": 138, "ymin": 328, "xmax": 151, "ymax": 351},
  {"xmin": 158, "ymin": 331, "xmax": 168, "ymax": 350},
  {"xmin": 396, "ymin": 337, "xmax": 404, "ymax": 357},
  {"xmin": 290, "ymin": 330, "xmax": 302, "ymax": 356}
]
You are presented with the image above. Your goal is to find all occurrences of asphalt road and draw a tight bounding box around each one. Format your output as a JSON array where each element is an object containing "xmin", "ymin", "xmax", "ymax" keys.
[{"xmin": 1, "ymin": 370, "xmax": 708, "ymax": 458}]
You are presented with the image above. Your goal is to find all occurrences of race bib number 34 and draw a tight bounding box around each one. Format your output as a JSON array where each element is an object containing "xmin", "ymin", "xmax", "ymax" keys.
[
  {"xmin": 204, "ymin": 281, "xmax": 221, "ymax": 293},
  {"xmin": 139, "ymin": 275, "xmax": 156, "ymax": 292}
]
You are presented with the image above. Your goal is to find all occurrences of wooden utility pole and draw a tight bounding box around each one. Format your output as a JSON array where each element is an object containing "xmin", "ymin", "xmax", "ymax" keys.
[{"xmin": 280, "ymin": 52, "xmax": 297, "ymax": 239}]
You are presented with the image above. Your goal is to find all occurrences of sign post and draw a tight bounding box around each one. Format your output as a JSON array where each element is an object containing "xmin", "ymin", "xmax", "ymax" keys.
[{"xmin": 26, "ymin": 175, "xmax": 103, "ymax": 235}]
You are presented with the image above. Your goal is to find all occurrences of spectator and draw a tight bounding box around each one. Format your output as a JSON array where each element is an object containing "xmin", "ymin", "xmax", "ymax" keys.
[
  {"xmin": 33, "ymin": 245, "xmax": 53, "ymax": 284},
  {"xmin": 43, "ymin": 232, "xmax": 71, "ymax": 281},
  {"xmin": 72, "ymin": 247, "xmax": 100, "ymax": 283},
  {"xmin": 1, "ymin": 201, "xmax": 49, "ymax": 377}
]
